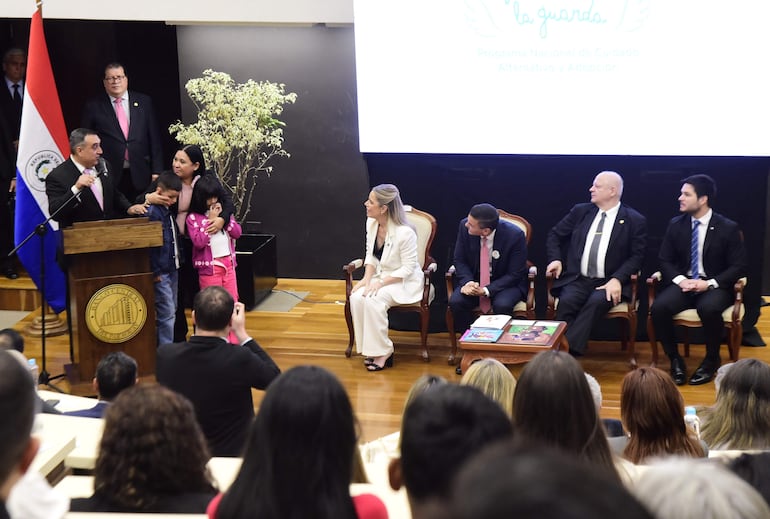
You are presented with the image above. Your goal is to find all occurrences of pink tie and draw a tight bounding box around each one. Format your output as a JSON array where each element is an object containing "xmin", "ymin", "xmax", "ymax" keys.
[
  {"xmin": 85, "ymin": 168, "xmax": 104, "ymax": 210},
  {"xmin": 479, "ymin": 236, "xmax": 491, "ymax": 313},
  {"xmin": 114, "ymin": 97, "xmax": 129, "ymax": 160}
]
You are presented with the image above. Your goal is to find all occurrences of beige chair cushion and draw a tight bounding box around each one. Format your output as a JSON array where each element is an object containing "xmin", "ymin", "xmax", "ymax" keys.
[{"xmin": 673, "ymin": 304, "xmax": 745, "ymax": 324}]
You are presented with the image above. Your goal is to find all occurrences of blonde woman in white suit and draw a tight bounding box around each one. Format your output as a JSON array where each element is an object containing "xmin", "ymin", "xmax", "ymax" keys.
[{"xmin": 350, "ymin": 184, "xmax": 423, "ymax": 371}]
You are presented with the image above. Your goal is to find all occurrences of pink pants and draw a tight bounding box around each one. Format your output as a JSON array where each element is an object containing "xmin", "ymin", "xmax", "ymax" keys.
[{"xmin": 198, "ymin": 255, "xmax": 239, "ymax": 301}]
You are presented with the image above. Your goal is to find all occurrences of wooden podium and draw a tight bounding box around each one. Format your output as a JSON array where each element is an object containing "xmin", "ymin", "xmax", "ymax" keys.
[{"xmin": 62, "ymin": 218, "xmax": 162, "ymax": 382}]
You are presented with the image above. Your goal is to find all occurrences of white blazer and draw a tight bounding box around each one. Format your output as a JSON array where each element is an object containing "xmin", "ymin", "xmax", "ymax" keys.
[{"xmin": 363, "ymin": 217, "xmax": 423, "ymax": 304}]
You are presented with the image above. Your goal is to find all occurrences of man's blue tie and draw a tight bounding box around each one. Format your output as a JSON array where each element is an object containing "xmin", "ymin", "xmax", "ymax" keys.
[{"xmin": 691, "ymin": 219, "xmax": 700, "ymax": 279}]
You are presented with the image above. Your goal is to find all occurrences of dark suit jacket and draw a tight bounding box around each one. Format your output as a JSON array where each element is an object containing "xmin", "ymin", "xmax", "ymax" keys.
[
  {"xmin": 453, "ymin": 218, "xmax": 528, "ymax": 299},
  {"xmin": 156, "ymin": 335, "xmax": 280, "ymax": 457},
  {"xmin": 0, "ymin": 80, "xmax": 22, "ymax": 140},
  {"xmin": 64, "ymin": 401, "xmax": 108, "ymax": 419},
  {"xmin": 546, "ymin": 203, "xmax": 647, "ymax": 299},
  {"xmin": 45, "ymin": 158, "xmax": 132, "ymax": 229},
  {"xmin": 81, "ymin": 91, "xmax": 164, "ymax": 192},
  {"xmin": 659, "ymin": 212, "xmax": 747, "ymax": 287},
  {"xmin": 0, "ymin": 115, "xmax": 14, "ymax": 182}
]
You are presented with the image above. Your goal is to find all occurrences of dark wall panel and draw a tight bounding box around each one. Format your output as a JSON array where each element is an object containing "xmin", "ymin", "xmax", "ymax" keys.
[{"xmin": 176, "ymin": 25, "xmax": 369, "ymax": 279}]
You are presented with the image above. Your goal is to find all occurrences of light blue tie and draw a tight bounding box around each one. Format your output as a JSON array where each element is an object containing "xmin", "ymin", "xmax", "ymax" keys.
[{"xmin": 691, "ymin": 219, "xmax": 700, "ymax": 279}]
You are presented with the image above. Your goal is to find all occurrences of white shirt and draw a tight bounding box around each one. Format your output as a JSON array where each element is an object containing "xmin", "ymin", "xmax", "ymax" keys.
[
  {"xmin": 5, "ymin": 77, "xmax": 23, "ymax": 99},
  {"xmin": 580, "ymin": 202, "xmax": 620, "ymax": 278}
]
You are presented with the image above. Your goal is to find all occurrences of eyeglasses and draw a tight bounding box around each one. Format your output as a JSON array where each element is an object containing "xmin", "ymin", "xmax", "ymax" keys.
[{"xmin": 104, "ymin": 75, "xmax": 125, "ymax": 82}]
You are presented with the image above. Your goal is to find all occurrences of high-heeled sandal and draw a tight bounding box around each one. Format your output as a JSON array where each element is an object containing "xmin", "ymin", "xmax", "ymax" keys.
[
  {"xmin": 363, "ymin": 357, "xmax": 375, "ymax": 366},
  {"xmin": 366, "ymin": 354, "xmax": 394, "ymax": 372}
]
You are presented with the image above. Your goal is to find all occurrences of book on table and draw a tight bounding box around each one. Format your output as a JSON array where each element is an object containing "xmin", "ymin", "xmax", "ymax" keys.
[
  {"xmin": 470, "ymin": 314, "xmax": 512, "ymax": 329},
  {"xmin": 460, "ymin": 327, "xmax": 505, "ymax": 343},
  {"xmin": 500, "ymin": 320, "xmax": 562, "ymax": 345}
]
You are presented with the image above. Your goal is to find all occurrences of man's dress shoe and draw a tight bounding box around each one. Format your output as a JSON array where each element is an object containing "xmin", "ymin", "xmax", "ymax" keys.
[
  {"xmin": 689, "ymin": 363, "xmax": 719, "ymax": 385},
  {"xmin": 670, "ymin": 358, "xmax": 687, "ymax": 386},
  {"xmin": 3, "ymin": 268, "xmax": 18, "ymax": 280}
]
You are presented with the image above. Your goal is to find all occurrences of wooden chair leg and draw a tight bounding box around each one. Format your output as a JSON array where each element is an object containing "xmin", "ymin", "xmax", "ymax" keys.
[
  {"xmin": 446, "ymin": 307, "xmax": 458, "ymax": 365},
  {"xmin": 420, "ymin": 309, "xmax": 430, "ymax": 362},
  {"xmin": 646, "ymin": 317, "xmax": 659, "ymax": 367},
  {"xmin": 729, "ymin": 323, "xmax": 742, "ymax": 361},
  {"xmin": 344, "ymin": 300, "xmax": 354, "ymax": 357},
  {"xmin": 628, "ymin": 314, "xmax": 637, "ymax": 368}
]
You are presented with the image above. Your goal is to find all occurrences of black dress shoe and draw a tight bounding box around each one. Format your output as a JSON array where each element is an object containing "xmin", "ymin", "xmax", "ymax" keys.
[
  {"xmin": 455, "ymin": 366, "xmax": 463, "ymax": 376},
  {"xmin": 3, "ymin": 268, "xmax": 18, "ymax": 280},
  {"xmin": 689, "ymin": 362, "xmax": 719, "ymax": 386},
  {"xmin": 670, "ymin": 357, "xmax": 687, "ymax": 386}
]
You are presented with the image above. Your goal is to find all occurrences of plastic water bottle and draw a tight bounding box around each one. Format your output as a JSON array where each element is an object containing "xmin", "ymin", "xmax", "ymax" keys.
[
  {"xmin": 28, "ymin": 358, "xmax": 39, "ymax": 386},
  {"xmin": 684, "ymin": 406, "xmax": 701, "ymax": 440}
]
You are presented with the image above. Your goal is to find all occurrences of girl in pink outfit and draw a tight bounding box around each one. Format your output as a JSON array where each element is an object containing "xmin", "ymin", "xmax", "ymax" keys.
[{"xmin": 186, "ymin": 175, "xmax": 242, "ymax": 301}]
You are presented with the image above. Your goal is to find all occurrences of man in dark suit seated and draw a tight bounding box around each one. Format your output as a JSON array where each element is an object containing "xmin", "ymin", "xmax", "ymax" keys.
[
  {"xmin": 64, "ymin": 351, "xmax": 137, "ymax": 419},
  {"xmin": 449, "ymin": 203, "xmax": 528, "ymax": 330},
  {"xmin": 81, "ymin": 62, "xmax": 164, "ymax": 202},
  {"xmin": 45, "ymin": 128, "xmax": 147, "ymax": 229},
  {"xmin": 156, "ymin": 286, "xmax": 281, "ymax": 457},
  {"xmin": 650, "ymin": 174, "xmax": 747, "ymax": 386},
  {"xmin": 546, "ymin": 171, "xmax": 647, "ymax": 356}
]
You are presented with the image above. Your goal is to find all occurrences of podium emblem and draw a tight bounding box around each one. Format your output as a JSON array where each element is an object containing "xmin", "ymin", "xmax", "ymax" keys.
[{"xmin": 86, "ymin": 284, "xmax": 148, "ymax": 343}]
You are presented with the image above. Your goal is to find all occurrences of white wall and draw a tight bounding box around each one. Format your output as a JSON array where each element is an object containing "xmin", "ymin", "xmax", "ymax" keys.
[{"xmin": 1, "ymin": 0, "xmax": 352, "ymax": 24}]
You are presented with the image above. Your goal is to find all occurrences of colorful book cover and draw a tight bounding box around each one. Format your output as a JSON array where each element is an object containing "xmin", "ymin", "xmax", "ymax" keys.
[
  {"xmin": 470, "ymin": 314, "xmax": 512, "ymax": 329},
  {"xmin": 504, "ymin": 322, "xmax": 559, "ymax": 345},
  {"xmin": 460, "ymin": 328, "xmax": 504, "ymax": 343}
]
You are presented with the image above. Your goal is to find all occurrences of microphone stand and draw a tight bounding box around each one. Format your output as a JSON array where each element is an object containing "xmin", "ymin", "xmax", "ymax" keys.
[{"xmin": 10, "ymin": 173, "xmax": 98, "ymax": 391}]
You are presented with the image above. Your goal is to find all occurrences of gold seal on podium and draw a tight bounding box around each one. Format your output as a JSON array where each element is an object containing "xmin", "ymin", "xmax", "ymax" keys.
[{"xmin": 85, "ymin": 284, "xmax": 148, "ymax": 343}]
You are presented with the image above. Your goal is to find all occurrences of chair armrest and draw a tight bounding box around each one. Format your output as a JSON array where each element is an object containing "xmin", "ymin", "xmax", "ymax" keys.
[
  {"xmin": 342, "ymin": 259, "xmax": 364, "ymax": 298},
  {"xmin": 545, "ymin": 271, "xmax": 556, "ymax": 319},
  {"xmin": 646, "ymin": 271, "xmax": 662, "ymax": 312},
  {"xmin": 628, "ymin": 273, "xmax": 639, "ymax": 307},
  {"xmin": 445, "ymin": 265, "xmax": 456, "ymax": 297}
]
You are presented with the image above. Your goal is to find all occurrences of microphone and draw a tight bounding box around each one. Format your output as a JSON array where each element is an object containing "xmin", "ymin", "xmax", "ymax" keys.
[{"xmin": 95, "ymin": 157, "xmax": 108, "ymax": 177}]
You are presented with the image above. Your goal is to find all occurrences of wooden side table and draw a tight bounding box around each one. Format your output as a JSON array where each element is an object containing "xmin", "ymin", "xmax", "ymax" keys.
[{"xmin": 459, "ymin": 320, "xmax": 568, "ymax": 372}]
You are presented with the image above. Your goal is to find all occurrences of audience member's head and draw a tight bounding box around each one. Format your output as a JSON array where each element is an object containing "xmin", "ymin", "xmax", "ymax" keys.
[
  {"xmin": 714, "ymin": 362, "xmax": 734, "ymax": 394},
  {"xmin": 403, "ymin": 373, "xmax": 447, "ymax": 412},
  {"xmin": 620, "ymin": 367, "xmax": 704, "ymax": 463},
  {"xmin": 0, "ymin": 328, "xmax": 24, "ymax": 353},
  {"xmin": 91, "ymin": 384, "xmax": 215, "ymax": 511},
  {"xmin": 94, "ymin": 351, "xmax": 137, "ymax": 401},
  {"xmin": 0, "ymin": 351, "xmax": 39, "ymax": 501},
  {"xmin": 391, "ymin": 384, "xmax": 512, "ymax": 517},
  {"xmin": 460, "ymin": 358, "xmax": 516, "ymax": 417},
  {"xmin": 513, "ymin": 350, "xmax": 619, "ymax": 480},
  {"xmin": 632, "ymin": 457, "xmax": 770, "ymax": 519},
  {"xmin": 700, "ymin": 358, "xmax": 770, "ymax": 450},
  {"xmin": 450, "ymin": 438, "xmax": 654, "ymax": 519},
  {"xmin": 217, "ymin": 366, "xmax": 363, "ymax": 519},
  {"xmin": 728, "ymin": 452, "xmax": 770, "ymax": 508},
  {"xmin": 193, "ymin": 286, "xmax": 234, "ymax": 332}
]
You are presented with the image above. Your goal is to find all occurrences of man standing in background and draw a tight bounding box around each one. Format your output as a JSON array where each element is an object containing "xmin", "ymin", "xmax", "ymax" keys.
[
  {"xmin": 0, "ymin": 48, "xmax": 27, "ymax": 279},
  {"xmin": 81, "ymin": 62, "xmax": 164, "ymax": 201}
]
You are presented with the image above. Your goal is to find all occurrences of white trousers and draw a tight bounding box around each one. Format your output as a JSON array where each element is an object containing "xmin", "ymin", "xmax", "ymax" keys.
[{"xmin": 349, "ymin": 284, "xmax": 398, "ymax": 357}]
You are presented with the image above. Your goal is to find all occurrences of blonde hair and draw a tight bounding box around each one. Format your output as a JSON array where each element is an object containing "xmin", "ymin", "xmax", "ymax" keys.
[
  {"xmin": 460, "ymin": 358, "xmax": 516, "ymax": 417},
  {"xmin": 372, "ymin": 184, "xmax": 411, "ymax": 228}
]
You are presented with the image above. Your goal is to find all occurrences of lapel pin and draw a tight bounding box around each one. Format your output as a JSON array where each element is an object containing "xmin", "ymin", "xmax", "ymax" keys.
[
  {"xmin": 491, "ymin": 250, "xmax": 500, "ymax": 260},
  {"xmin": 619, "ymin": 219, "xmax": 625, "ymax": 224},
  {"xmin": 133, "ymin": 102, "xmax": 139, "ymax": 107}
]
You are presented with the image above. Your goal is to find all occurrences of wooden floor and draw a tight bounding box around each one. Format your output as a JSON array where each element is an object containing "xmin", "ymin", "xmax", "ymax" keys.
[{"xmin": 11, "ymin": 278, "xmax": 770, "ymax": 443}]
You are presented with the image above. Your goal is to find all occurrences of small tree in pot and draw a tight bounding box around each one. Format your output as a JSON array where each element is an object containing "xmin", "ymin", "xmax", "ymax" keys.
[{"xmin": 169, "ymin": 69, "xmax": 298, "ymax": 222}]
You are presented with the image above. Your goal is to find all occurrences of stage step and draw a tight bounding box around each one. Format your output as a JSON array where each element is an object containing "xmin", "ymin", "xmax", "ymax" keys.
[{"xmin": 0, "ymin": 273, "xmax": 41, "ymax": 311}]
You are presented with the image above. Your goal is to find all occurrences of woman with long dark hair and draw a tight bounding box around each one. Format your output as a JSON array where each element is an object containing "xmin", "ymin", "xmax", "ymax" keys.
[
  {"xmin": 208, "ymin": 366, "xmax": 387, "ymax": 519},
  {"xmin": 513, "ymin": 350, "xmax": 620, "ymax": 481}
]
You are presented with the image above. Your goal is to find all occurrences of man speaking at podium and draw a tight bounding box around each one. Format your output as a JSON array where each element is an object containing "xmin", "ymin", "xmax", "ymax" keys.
[{"xmin": 46, "ymin": 128, "xmax": 146, "ymax": 229}]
